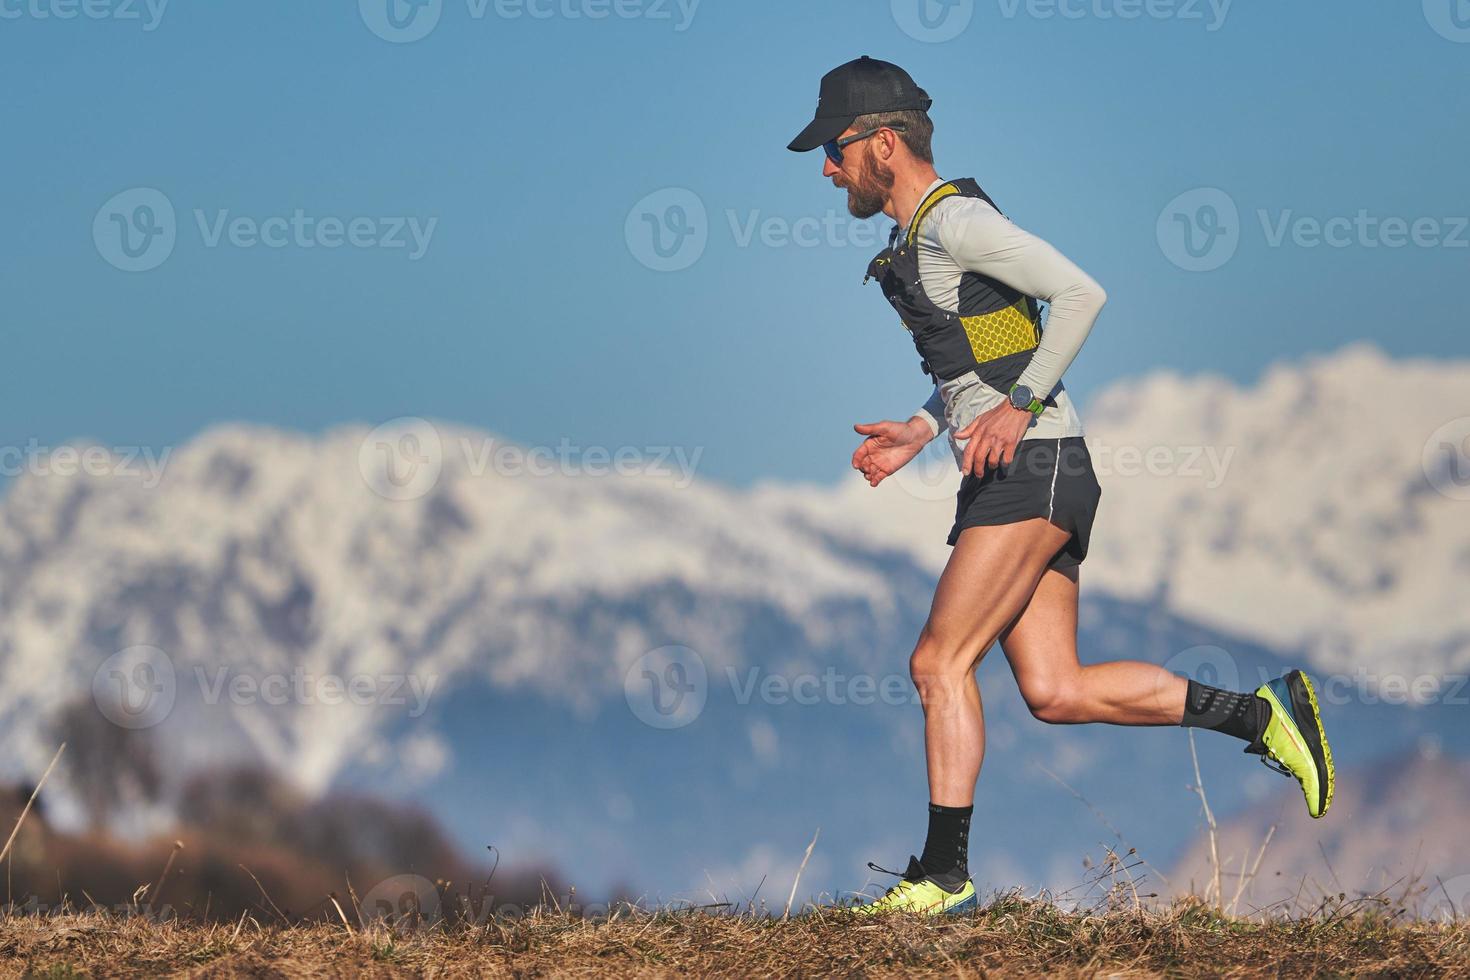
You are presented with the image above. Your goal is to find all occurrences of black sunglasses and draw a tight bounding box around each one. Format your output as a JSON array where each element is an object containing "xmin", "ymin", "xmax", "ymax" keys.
[{"xmin": 823, "ymin": 123, "xmax": 908, "ymax": 167}]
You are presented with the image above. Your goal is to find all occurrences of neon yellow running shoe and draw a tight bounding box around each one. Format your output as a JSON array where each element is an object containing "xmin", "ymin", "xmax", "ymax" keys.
[
  {"xmin": 1249, "ymin": 670, "xmax": 1335, "ymax": 818},
  {"xmin": 847, "ymin": 857, "xmax": 977, "ymax": 917}
]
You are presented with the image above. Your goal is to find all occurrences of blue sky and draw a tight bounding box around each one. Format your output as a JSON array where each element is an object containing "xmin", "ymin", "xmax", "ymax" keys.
[{"xmin": 3, "ymin": 0, "xmax": 1467, "ymax": 486}]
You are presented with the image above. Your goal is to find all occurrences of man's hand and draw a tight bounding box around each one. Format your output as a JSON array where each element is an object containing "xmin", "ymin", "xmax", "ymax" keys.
[
  {"xmin": 954, "ymin": 402, "xmax": 1033, "ymax": 478},
  {"xmin": 851, "ymin": 417, "xmax": 934, "ymax": 487}
]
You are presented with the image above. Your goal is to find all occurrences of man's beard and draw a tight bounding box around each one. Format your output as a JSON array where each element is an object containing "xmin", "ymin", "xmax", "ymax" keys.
[{"xmin": 843, "ymin": 151, "xmax": 894, "ymax": 219}]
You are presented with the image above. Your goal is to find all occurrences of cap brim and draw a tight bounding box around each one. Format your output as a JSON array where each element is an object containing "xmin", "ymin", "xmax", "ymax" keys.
[{"xmin": 787, "ymin": 114, "xmax": 853, "ymax": 152}]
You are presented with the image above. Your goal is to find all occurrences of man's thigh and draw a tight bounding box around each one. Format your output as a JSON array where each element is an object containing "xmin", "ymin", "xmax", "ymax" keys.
[
  {"xmin": 998, "ymin": 567, "xmax": 1081, "ymax": 686},
  {"xmin": 923, "ymin": 518, "xmax": 1073, "ymax": 667}
]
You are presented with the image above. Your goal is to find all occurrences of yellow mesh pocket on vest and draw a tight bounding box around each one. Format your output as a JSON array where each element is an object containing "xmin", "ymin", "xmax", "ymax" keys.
[{"xmin": 959, "ymin": 299, "xmax": 1040, "ymax": 363}]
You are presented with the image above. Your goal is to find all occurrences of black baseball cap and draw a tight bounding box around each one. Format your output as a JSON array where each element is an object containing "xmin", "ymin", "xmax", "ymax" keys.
[{"xmin": 787, "ymin": 56, "xmax": 932, "ymax": 152}]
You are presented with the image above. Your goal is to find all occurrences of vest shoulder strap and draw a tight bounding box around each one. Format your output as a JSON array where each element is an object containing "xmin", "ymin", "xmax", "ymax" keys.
[{"xmin": 904, "ymin": 178, "xmax": 995, "ymax": 246}]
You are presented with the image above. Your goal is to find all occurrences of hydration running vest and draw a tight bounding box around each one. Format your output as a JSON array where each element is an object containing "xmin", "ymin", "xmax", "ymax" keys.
[{"xmin": 865, "ymin": 178, "xmax": 1044, "ymax": 391}]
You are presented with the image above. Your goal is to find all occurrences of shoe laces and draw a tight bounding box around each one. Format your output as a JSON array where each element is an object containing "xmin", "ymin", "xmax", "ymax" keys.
[
  {"xmin": 870, "ymin": 857, "xmax": 929, "ymax": 882},
  {"xmin": 868, "ymin": 861, "xmax": 914, "ymax": 879},
  {"xmin": 865, "ymin": 860, "xmax": 925, "ymax": 902},
  {"xmin": 1245, "ymin": 735, "xmax": 1293, "ymax": 778}
]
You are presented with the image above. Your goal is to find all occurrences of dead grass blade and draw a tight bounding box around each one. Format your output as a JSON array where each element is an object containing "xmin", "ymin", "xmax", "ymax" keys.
[
  {"xmin": 782, "ymin": 828, "xmax": 819, "ymax": 920},
  {"xmin": 0, "ymin": 743, "xmax": 66, "ymax": 868}
]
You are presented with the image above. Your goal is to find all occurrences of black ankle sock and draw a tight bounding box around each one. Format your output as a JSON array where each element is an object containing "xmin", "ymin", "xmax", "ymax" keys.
[
  {"xmin": 1181, "ymin": 680, "xmax": 1266, "ymax": 745},
  {"xmin": 918, "ymin": 802, "xmax": 972, "ymax": 886}
]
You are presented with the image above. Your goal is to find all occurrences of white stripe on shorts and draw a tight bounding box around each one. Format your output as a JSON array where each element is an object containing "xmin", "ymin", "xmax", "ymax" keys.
[{"xmin": 1047, "ymin": 438, "xmax": 1061, "ymax": 520}]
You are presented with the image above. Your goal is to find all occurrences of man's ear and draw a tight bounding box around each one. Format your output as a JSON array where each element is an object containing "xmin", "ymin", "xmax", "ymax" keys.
[{"xmin": 879, "ymin": 128, "xmax": 904, "ymax": 161}]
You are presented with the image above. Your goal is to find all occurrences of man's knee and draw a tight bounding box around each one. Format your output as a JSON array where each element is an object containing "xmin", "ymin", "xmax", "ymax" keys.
[
  {"xmin": 909, "ymin": 632, "xmax": 975, "ymax": 694},
  {"xmin": 1021, "ymin": 673, "xmax": 1085, "ymax": 724}
]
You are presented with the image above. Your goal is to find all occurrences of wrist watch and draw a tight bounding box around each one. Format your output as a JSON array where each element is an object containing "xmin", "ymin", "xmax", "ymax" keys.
[{"xmin": 1008, "ymin": 383, "xmax": 1045, "ymax": 417}]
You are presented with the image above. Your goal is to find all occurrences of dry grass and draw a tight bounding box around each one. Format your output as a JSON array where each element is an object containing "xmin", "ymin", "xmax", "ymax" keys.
[
  {"xmin": 1, "ymin": 895, "xmax": 1466, "ymax": 978},
  {"xmin": 3, "ymin": 751, "xmax": 1464, "ymax": 976}
]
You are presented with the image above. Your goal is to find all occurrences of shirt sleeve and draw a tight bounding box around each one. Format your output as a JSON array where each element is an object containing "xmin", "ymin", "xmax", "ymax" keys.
[
  {"xmin": 914, "ymin": 385, "xmax": 947, "ymax": 438},
  {"xmin": 932, "ymin": 197, "xmax": 1106, "ymax": 398}
]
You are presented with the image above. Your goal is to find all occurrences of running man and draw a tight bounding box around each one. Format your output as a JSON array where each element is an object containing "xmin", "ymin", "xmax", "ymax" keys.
[{"xmin": 786, "ymin": 57, "xmax": 1335, "ymax": 916}]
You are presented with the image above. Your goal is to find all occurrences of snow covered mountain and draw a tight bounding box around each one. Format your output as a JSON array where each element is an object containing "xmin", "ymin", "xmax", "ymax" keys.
[
  {"xmin": 0, "ymin": 421, "xmax": 931, "ymax": 798},
  {"xmin": 1, "ymin": 344, "xmax": 1466, "ymax": 898}
]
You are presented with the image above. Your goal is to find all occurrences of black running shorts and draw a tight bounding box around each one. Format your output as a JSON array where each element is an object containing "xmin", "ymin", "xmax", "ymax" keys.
[{"xmin": 947, "ymin": 436, "xmax": 1102, "ymax": 571}]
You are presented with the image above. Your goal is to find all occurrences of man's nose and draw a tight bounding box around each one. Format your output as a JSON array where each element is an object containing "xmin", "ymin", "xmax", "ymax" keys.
[{"xmin": 822, "ymin": 155, "xmax": 840, "ymax": 178}]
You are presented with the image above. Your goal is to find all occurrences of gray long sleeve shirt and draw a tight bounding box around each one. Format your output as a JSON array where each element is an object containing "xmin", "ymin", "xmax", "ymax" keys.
[{"xmin": 904, "ymin": 179, "xmax": 1105, "ymax": 443}]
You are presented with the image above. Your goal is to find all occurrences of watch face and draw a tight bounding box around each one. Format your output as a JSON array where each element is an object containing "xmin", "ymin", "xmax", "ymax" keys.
[{"xmin": 1010, "ymin": 386, "xmax": 1032, "ymax": 409}]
